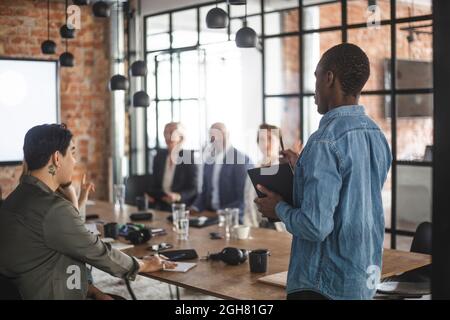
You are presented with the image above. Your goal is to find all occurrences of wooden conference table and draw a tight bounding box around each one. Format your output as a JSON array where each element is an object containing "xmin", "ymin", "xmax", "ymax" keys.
[{"xmin": 87, "ymin": 201, "xmax": 431, "ymax": 300}]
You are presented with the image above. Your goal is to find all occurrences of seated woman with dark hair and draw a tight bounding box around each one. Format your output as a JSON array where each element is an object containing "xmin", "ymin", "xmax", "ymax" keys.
[{"xmin": 147, "ymin": 122, "xmax": 198, "ymax": 211}]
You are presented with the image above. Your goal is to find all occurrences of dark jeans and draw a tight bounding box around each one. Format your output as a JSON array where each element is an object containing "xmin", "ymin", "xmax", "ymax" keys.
[{"xmin": 287, "ymin": 290, "xmax": 329, "ymax": 300}]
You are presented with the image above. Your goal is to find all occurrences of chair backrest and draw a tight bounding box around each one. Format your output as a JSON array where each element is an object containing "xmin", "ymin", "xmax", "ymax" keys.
[
  {"xmin": 124, "ymin": 175, "xmax": 153, "ymax": 206},
  {"xmin": 410, "ymin": 222, "xmax": 432, "ymax": 255},
  {"xmin": 0, "ymin": 275, "xmax": 21, "ymax": 300}
]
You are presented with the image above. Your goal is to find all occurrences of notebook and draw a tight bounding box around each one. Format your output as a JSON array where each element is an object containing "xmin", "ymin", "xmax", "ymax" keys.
[
  {"xmin": 163, "ymin": 262, "xmax": 197, "ymax": 273},
  {"xmin": 257, "ymin": 271, "xmax": 287, "ymax": 288}
]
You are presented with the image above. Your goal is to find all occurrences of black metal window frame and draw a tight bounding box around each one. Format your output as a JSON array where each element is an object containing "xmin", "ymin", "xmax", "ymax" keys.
[{"xmin": 143, "ymin": 0, "xmax": 433, "ymax": 249}]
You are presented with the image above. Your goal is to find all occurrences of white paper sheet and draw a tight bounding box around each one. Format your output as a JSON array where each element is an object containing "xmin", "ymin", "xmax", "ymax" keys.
[{"xmin": 163, "ymin": 262, "xmax": 197, "ymax": 273}]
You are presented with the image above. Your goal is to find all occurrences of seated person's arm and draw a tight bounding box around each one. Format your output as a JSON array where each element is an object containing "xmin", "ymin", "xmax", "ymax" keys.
[
  {"xmin": 178, "ymin": 164, "xmax": 198, "ymax": 204},
  {"xmin": 190, "ymin": 170, "xmax": 207, "ymax": 212},
  {"xmin": 190, "ymin": 196, "xmax": 203, "ymax": 213},
  {"xmin": 43, "ymin": 202, "xmax": 175, "ymax": 278},
  {"xmin": 43, "ymin": 203, "xmax": 138, "ymax": 279},
  {"xmin": 43, "ymin": 203, "xmax": 175, "ymax": 279},
  {"xmin": 146, "ymin": 178, "xmax": 166, "ymax": 201},
  {"xmin": 276, "ymin": 140, "xmax": 342, "ymax": 242}
]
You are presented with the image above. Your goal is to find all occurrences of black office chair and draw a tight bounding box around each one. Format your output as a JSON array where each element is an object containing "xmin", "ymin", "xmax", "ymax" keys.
[
  {"xmin": 411, "ymin": 222, "xmax": 432, "ymax": 255},
  {"xmin": 376, "ymin": 222, "xmax": 432, "ymax": 299},
  {"xmin": 124, "ymin": 175, "xmax": 153, "ymax": 206},
  {"xmin": 0, "ymin": 275, "xmax": 21, "ymax": 300},
  {"xmin": 399, "ymin": 221, "xmax": 432, "ymax": 282}
]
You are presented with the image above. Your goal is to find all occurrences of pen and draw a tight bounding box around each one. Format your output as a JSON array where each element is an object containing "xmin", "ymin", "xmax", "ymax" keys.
[
  {"xmin": 280, "ymin": 135, "xmax": 294, "ymax": 173},
  {"xmin": 280, "ymin": 135, "xmax": 285, "ymax": 152},
  {"xmin": 167, "ymin": 254, "xmax": 185, "ymax": 260}
]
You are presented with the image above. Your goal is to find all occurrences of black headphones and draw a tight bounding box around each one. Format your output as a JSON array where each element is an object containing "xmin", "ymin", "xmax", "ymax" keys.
[
  {"xmin": 208, "ymin": 247, "xmax": 248, "ymax": 265},
  {"xmin": 119, "ymin": 223, "xmax": 152, "ymax": 245},
  {"xmin": 126, "ymin": 228, "xmax": 152, "ymax": 245}
]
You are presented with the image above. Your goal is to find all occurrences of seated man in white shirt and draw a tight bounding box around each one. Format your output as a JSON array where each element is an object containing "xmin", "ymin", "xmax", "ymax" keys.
[{"xmin": 147, "ymin": 122, "xmax": 198, "ymax": 212}]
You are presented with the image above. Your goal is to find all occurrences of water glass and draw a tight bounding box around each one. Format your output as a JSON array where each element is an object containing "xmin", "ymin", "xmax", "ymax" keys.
[
  {"xmin": 113, "ymin": 184, "xmax": 125, "ymax": 212},
  {"xmin": 174, "ymin": 210, "xmax": 190, "ymax": 240},
  {"xmin": 224, "ymin": 208, "xmax": 240, "ymax": 240},
  {"xmin": 217, "ymin": 209, "xmax": 226, "ymax": 227},
  {"xmin": 172, "ymin": 203, "xmax": 186, "ymax": 231}
]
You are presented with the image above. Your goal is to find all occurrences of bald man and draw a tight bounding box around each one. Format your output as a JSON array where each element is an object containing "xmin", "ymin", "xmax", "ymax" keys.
[{"xmin": 191, "ymin": 123, "xmax": 252, "ymax": 221}]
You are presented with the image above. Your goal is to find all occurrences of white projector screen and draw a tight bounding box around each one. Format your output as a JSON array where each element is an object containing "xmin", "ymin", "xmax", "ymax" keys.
[{"xmin": 0, "ymin": 58, "xmax": 59, "ymax": 164}]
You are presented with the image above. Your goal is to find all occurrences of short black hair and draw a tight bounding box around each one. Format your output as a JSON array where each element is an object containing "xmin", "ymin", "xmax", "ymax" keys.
[
  {"xmin": 320, "ymin": 43, "xmax": 370, "ymax": 97},
  {"xmin": 23, "ymin": 124, "xmax": 73, "ymax": 171}
]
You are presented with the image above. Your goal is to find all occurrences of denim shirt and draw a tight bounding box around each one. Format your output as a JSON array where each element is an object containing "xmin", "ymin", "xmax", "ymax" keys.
[{"xmin": 276, "ymin": 105, "xmax": 392, "ymax": 300}]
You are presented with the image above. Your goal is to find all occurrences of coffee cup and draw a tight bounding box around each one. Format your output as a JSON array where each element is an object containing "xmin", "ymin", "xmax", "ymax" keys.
[
  {"xmin": 234, "ymin": 225, "xmax": 250, "ymax": 240},
  {"xmin": 249, "ymin": 249, "xmax": 270, "ymax": 273}
]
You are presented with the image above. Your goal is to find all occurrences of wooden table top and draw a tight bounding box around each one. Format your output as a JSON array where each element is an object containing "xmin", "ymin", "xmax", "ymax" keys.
[{"xmin": 87, "ymin": 201, "xmax": 431, "ymax": 300}]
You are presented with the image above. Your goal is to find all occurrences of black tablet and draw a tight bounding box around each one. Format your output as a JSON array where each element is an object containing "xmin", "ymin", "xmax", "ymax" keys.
[{"xmin": 247, "ymin": 163, "xmax": 294, "ymax": 212}]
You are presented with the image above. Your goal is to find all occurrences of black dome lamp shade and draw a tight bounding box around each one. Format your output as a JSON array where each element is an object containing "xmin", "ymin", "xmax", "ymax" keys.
[
  {"xmin": 73, "ymin": 0, "xmax": 89, "ymax": 5},
  {"xmin": 60, "ymin": 24, "xmax": 75, "ymax": 38},
  {"xmin": 60, "ymin": 51, "xmax": 75, "ymax": 67},
  {"xmin": 133, "ymin": 91, "xmax": 150, "ymax": 107},
  {"xmin": 109, "ymin": 0, "xmax": 128, "ymax": 91},
  {"xmin": 130, "ymin": 60, "xmax": 147, "ymax": 77},
  {"xmin": 236, "ymin": 23, "xmax": 257, "ymax": 48},
  {"xmin": 228, "ymin": 0, "xmax": 247, "ymax": 5},
  {"xmin": 206, "ymin": 4, "xmax": 228, "ymax": 29},
  {"xmin": 109, "ymin": 74, "xmax": 129, "ymax": 90},
  {"xmin": 93, "ymin": 1, "xmax": 110, "ymax": 18},
  {"xmin": 60, "ymin": 40, "xmax": 74, "ymax": 67},
  {"xmin": 235, "ymin": 1, "xmax": 256, "ymax": 48},
  {"xmin": 41, "ymin": 0, "xmax": 56, "ymax": 54},
  {"xmin": 41, "ymin": 40, "xmax": 56, "ymax": 54}
]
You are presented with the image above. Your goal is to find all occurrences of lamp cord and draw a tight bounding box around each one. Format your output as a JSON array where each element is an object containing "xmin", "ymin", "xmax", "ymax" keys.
[
  {"xmin": 65, "ymin": 0, "xmax": 68, "ymax": 51},
  {"xmin": 47, "ymin": 0, "xmax": 50, "ymax": 39},
  {"xmin": 245, "ymin": 0, "xmax": 248, "ymax": 24},
  {"xmin": 65, "ymin": 0, "xmax": 68, "ymax": 22}
]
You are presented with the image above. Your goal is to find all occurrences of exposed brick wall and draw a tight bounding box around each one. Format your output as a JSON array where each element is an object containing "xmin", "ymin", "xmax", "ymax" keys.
[{"xmin": 0, "ymin": 0, "xmax": 111, "ymax": 200}]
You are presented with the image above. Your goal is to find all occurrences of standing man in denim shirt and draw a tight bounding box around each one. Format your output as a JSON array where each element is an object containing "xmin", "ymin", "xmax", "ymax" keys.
[{"xmin": 255, "ymin": 43, "xmax": 392, "ymax": 300}]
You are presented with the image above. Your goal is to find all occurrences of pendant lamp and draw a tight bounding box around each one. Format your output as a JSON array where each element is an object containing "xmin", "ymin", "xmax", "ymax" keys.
[
  {"xmin": 109, "ymin": 0, "xmax": 129, "ymax": 91},
  {"xmin": 206, "ymin": 1, "xmax": 228, "ymax": 29},
  {"xmin": 41, "ymin": 0, "xmax": 56, "ymax": 54},
  {"xmin": 235, "ymin": 1, "xmax": 257, "ymax": 48},
  {"xmin": 93, "ymin": 1, "xmax": 110, "ymax": 18}
]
